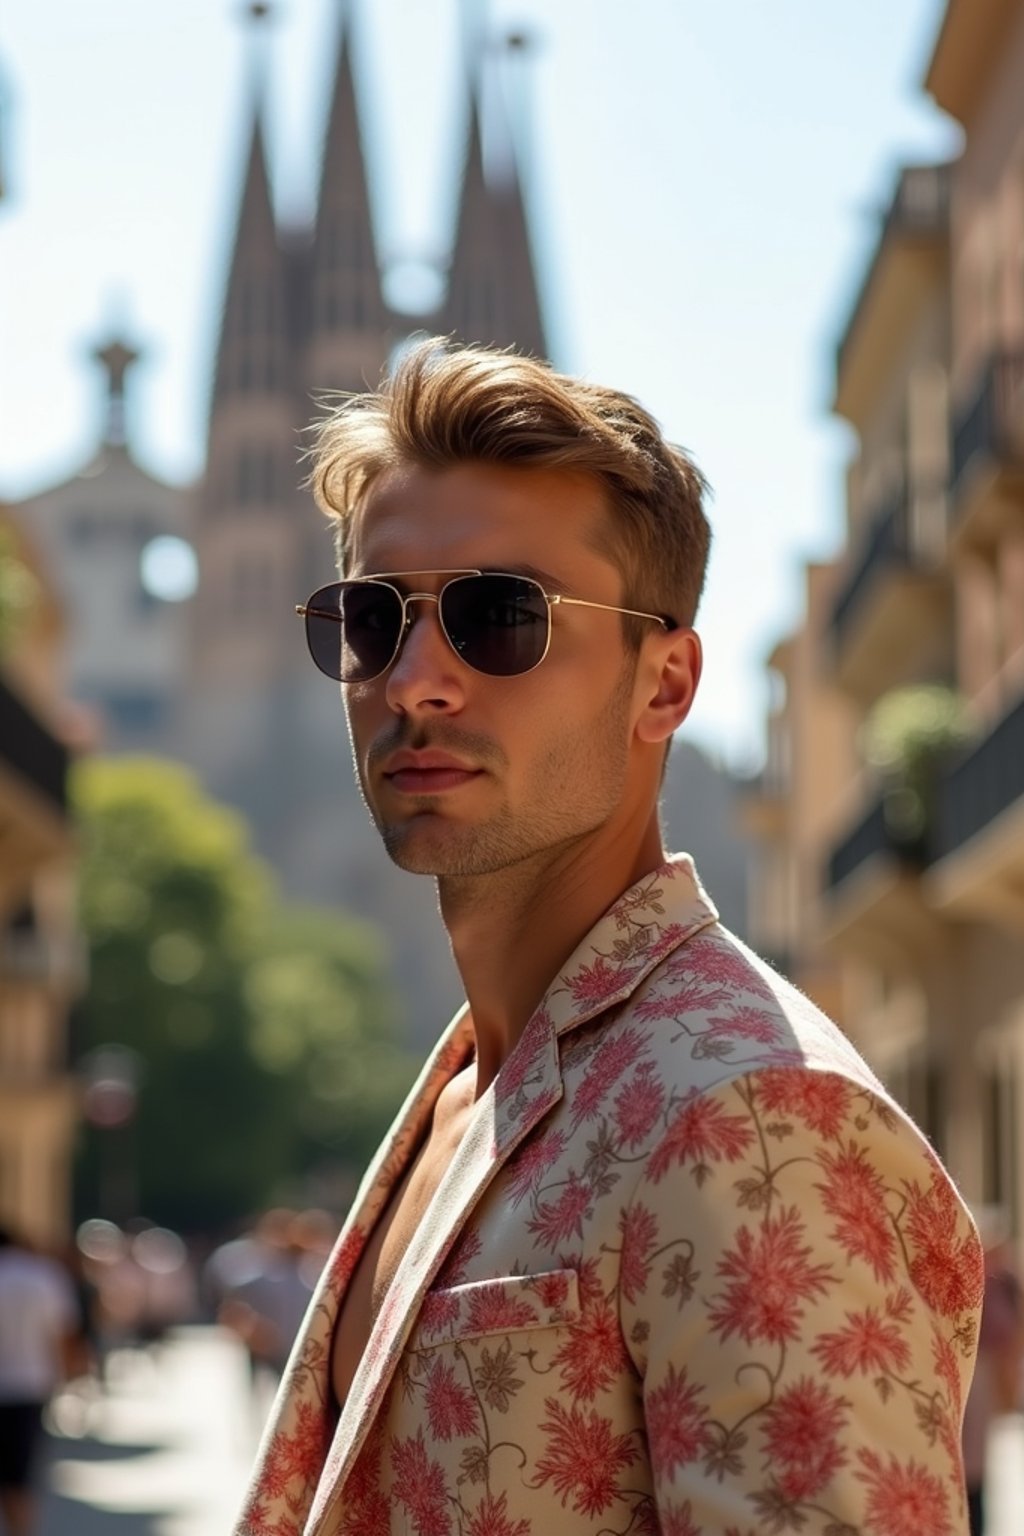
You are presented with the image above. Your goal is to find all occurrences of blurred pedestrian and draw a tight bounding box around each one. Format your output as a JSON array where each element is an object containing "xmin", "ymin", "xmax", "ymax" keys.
[
  {"xmin": 218, "ymin": 1210, "xmax": 321, "ymax": 1388},
  {"xmin": 962, "ymin": 1211, "xmax": 1024, "ymax": 1535},
  {"xmin": 75, "ymin": 1218, "xmax": 145, "ymax": 1379},
  {"xmin": 131, "ymin": 1225, "xmax": 197, "ymax": 1349},
  {"xmin": 0, "ymin": 1225, "xmax": 80, "ymax": 1536},
  {"xmin": 204, "ymin": 1207, "xmax": 294, "ymax": 1321}
]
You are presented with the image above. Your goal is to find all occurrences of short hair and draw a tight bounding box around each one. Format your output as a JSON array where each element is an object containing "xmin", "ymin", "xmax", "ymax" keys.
[{"xmin": 308, "ymin": 337, "xmax": 712, "ymax": 636}]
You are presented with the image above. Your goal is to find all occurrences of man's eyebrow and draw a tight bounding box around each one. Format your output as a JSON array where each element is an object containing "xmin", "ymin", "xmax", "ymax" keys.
[
  {"xmin": 345, "ymin": 563, "xmax": 575, "ymax": 595},
  {"xmin": 483, "ymin": 562, "xmax": 572, "ymax": 595}
]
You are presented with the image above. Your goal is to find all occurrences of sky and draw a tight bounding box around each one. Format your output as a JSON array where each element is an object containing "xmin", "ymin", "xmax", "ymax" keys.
[{"xmin": 0, "ymin": 0, "xmax": 961, "ymax": 768}]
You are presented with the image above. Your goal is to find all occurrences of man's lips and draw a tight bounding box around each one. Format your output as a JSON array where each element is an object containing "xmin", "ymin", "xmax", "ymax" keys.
[{"xmin": 381, "ymin": 751, "xmax": 484, "ymax": 795}]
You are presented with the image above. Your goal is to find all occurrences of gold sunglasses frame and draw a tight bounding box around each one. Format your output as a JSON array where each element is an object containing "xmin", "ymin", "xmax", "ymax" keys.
[{"xmin": 295, "ymin": 569, "xmax": 673, "ymax": 683}]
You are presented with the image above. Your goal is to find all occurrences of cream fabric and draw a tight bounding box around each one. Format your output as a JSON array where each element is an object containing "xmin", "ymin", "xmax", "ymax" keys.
[{"xmin": 234, "ymin": 855, "xmax": 982, "ymax": 1536}]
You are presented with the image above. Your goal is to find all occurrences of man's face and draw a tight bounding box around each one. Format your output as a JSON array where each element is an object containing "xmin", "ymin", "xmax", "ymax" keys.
[{"xmin": 342, "ymin": 460, "xmax": 654, "ymax": 878}]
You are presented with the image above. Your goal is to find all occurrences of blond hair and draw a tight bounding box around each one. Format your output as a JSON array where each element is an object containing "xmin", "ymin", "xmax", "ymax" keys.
[{"xmin": 308, "ymin": 337, "xmax": 711, "ymax": 635}]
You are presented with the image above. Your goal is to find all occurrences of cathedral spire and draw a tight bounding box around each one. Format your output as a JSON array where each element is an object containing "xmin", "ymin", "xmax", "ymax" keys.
[
  {"xmin": 308, "ymin": 2, "xmax": 387, "ymax": 369},
  {"xmin": 233, "ymin": 1, "xmax": 277, "ymax": 278},
  {"xmin": 209, "ymin": 2, "xmax": 290, "ymax": 409},
  {"xmin": 244, "ymin": 2, "xmax": 274, "ymax": 103},
  {"xmin": 436, "ymin": 34, "xmax": 547, "ymax": 359},
  {"xmin": 314, "ymin": 2, "xmax": 368, "ymax": 220}
]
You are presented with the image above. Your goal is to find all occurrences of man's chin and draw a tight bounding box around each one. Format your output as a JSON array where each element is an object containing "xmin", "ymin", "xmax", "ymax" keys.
[
  {"xmin": 379, "ymin": 818, "xmax": 463, "ymax": 876},
  {"xmin": 378, "ymin": 816, "xmax": 523, "ymax": 879}
]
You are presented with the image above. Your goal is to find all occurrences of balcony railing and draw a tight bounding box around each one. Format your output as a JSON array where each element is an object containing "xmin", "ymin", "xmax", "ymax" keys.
[
  {"xmin": 951, "ymin": 351, "xmax": 1024, "ymax": 499},
  {"xmin": 831, "ymin": 484, "xmax": 910, "ymax": 647},
  {"xmin": 934, "ymin": 691, "xmax": 1024, "ymax": 859},
  {"xmin": 826, "ymin": 793, "xmax": 929, "ymax": 893},
  {"xmin": 0, "ymin": 676, "xmax": 68, "ymax": 815},
  {"xmin": 836, "ymin": 163, "xmax": 951, "ymax": 383}
]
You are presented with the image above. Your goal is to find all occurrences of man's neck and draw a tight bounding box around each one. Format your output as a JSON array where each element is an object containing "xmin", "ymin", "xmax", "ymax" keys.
[{"xmin": 439, "ymin": 816, "xmax": 667, "ymax": 1096}]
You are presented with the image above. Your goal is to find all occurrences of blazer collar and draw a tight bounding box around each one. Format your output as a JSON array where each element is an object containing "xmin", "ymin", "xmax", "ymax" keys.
[
  {"xmin": 538, "ymin": 852, "xmax": 717, "ymax": 1040},
  {"xmin": 490, "ymin": 853, "xmax": 718, "ymax": 1153},
  {"xmin": 303, "ymin": 853, "xmax": 718, "ymax": 1533}
]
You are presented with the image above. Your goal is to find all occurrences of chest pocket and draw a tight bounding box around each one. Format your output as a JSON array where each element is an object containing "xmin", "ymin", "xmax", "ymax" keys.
[{"xmin": 410, "ymin": 1268, "xmax": 580, "ymax": 1351}]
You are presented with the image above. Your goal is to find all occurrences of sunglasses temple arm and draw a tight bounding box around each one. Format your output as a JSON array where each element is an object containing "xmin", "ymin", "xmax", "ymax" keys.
[{"xmin": 554, "ymin": 595, "xmax": 670, "ymax": 628}]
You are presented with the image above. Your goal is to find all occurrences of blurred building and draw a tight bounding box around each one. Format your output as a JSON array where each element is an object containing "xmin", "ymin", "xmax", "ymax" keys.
[
  {"xmin": 10, "ymin": 338, "xmax": 194, "ymax": 752},
  {"xmin": 662, "ymin": 741, "xmax": 751, "ymax": 940},
  {"xmin": 178, "ymin": 14, "xmax": 549, "ymax": 1039},
  {"xmin": 744, "ymin": 0, "xmax": 1024, "ymax": 1220},
  {"xmin": 0, "ymin": 510, "xmax": 82, "ymax": 1243}
]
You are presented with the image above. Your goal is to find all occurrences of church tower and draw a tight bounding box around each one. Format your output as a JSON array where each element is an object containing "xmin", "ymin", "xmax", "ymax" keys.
[
  {"xmin": 191, "ymin": 15, "xmax": 299, "ymax": 700},
  {"xmin": 435, "ymin": 39, "xmax": 547, "ymax": 359},
  {"xmin": 180, "ymin": 4, "xmax": 553, "ymax": 1041},
  {"xmin": 184, "ymin": 6, "xmax": 318, "ymax": 836},
  {"xmin": 307, "ymin": 8, "xmax": 390, "ymax": 394},
  {"xmin": 12, "ymin": 330, "xmax": 191, "ymax": 749}
]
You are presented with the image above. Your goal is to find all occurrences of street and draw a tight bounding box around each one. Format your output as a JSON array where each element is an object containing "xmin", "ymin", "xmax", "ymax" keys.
[
  {"xmin": 30, "ymin": 1326, "xmax": 1024, "ymax": 1535},
  {"xmin": 38, "ymin": 1328, "xmax": 262, "ymax": 1536}
]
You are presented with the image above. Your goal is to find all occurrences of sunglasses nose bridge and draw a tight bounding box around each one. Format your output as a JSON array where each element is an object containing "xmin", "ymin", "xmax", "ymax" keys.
[{"xmin": 390, "ymin": 590, "xmax": 449, "ymax": 669}]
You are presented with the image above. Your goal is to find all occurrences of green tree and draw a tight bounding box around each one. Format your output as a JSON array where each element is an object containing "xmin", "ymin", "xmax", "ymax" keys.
[
  {"xmin": 244, "ymin": 906, "xmax": 415, "ymax": 1178},
  {"xmin": 0, "ymin": 525, "xmax": 39, "ymax": 660},
  {"xmin": 73, "ymin": 757, "xmax": 409, "ymax": 1231},
  {"xmin": 862, "ymin": 685, "xmax": 971, "ymax": 846}
]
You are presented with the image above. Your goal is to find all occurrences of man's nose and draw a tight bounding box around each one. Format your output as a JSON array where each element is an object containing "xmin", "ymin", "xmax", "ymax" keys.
[{"xmin": 384, "ymin": 596, "xmax": 466, "ymax": 714}]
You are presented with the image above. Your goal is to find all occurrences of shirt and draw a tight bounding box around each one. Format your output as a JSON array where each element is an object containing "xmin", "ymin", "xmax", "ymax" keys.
[{"xmin": 0, "ymin": 1247, "xmax": 79, "ymax": 1401}]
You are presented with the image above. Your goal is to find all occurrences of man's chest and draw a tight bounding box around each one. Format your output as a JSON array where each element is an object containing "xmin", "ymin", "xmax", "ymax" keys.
[
  {"xmin": 330, "ymin": 1071, "xmax": 478, "ymax": 1409},
  {"xmin": 327, "ymin": 1007, "xmax": 674, "ymax": 1413}
]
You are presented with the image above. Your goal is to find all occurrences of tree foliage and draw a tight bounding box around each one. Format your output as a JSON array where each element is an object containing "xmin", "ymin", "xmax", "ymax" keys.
[
  {"xmin": 862, "ymin": 685, "xmax": 971, "ymax": 844},
  {"xmin": 0, "ymin": 525, "xmax": 40, "ymax": 660},
  {"xmin": 73, "ymin": 757, "xmax": 414, "ymax": 1232}
]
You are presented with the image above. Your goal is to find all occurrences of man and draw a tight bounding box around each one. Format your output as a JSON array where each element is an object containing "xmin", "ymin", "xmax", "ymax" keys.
[
  {"xmin": 235, "ymin": 339, "xmax": 982, "ymax": 1535},
  {"xmin": 0, "ymin": 1227, "xmax": 81, "ymax": 1536}
]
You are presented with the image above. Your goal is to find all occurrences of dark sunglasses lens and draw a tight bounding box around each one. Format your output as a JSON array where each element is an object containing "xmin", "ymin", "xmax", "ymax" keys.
[
  {"xmin": 305, "ymin": 583, "xmax": 401, "ymax": 681},
  {"xmin": 441, "ymin": 575, "xmax": 549, "ymax": 676},
  {"xmin": 340, "ymin": 583, "xmax": 403, "ymax": 680}
]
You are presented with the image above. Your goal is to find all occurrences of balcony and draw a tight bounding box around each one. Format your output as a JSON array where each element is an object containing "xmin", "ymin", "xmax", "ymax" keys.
[
  {"xmin": 927, "ymin": 689, "xmax": 1024, "ymax": 927},
  {"xmin": 822, "ymin": 792, "xmax": 936, "ymax": 957},
  {"xmin": 827, "ymin": 794, "xmax": 929, "ymax": 890},
  {"xmin": 835, "ymin": 164, "xmax": 950, "ymax": 427},
  {"xmin": 830, "ymin": 481, "xmax": 951, "ymax": 701},
  {"xmin": 950, "ymin": 351, "xmax": 1024, "ymax": 551},
  {"xmin": 0, "ymin": 677, "xmax": 67, "ymax": 813},
  {"xmin": 0, "ymin": 675, "xmax": 71, "ymax": 904}
]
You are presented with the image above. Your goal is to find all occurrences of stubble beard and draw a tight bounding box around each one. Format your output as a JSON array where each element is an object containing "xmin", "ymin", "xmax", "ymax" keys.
[{"xmin": 353, "ymin": 664, "xmax": 637, "ymax": 883}]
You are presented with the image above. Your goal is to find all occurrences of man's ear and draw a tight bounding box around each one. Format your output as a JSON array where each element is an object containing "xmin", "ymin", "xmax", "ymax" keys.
[{"xmin": 634, "ymin": 628, "xmax": 702, "ymax": 745}]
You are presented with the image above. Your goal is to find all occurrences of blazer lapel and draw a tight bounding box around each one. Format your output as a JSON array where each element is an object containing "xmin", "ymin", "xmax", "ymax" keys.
[
  {"xmin": 238, "ymin": 1009, "xmax": 474, "ymax": 1536},
  {"xmin": 304, "ymin": 1004, "xmax": 565, "ymax": 1535},
  {"xmin": 303, "ymin": 854, "xmax": 720, "ymax": 1535}
]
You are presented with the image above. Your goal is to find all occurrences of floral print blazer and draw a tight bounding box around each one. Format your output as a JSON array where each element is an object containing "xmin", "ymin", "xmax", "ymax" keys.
[{"xmin": 234, "ymin": 856, "xmax": 982, "ymax": 1536}]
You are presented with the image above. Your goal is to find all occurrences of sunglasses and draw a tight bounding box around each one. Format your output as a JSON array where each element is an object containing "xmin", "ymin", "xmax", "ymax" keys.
[{"xmin": 296, "ymin": 569, "xmax": 673, "ymax": 683}]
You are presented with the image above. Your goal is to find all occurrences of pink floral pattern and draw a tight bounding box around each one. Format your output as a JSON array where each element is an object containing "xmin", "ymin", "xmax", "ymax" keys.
[{"xmin": 234, "ymin": 855, "xmax": 982, "ymax": 1536}]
